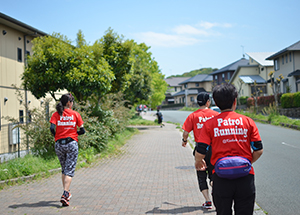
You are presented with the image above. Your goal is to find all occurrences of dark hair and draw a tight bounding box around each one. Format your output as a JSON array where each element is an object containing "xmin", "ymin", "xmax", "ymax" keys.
[
  {"xmin": 197, "ymin": 92, "xmax": 210, "ymax": 106},
  {"xmin": 56, "ymin": 93, "xmax": 74, "ymax": 116},
  {"xmin": 213, "ymin": 83, "xmax": 237, "ymax": 110}
]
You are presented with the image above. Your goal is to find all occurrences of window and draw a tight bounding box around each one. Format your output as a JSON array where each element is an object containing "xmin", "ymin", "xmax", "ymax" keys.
[
  {"xmin": 214, "ymin": 75, "xmax": 217, "ymax": 80},
  {"xmin": 290, "ymin": 52, "xmax": 292, "ymax": 62},
  {"xmin": 227, "ymin": 73, "xmax": 231, "ymax": 80},
  {"xmin": 27, "ymin": 111, "xmax": 32, "ymax": 123},
  {"xmin": 274, "ymin": 59, "xmax": 279, "ymax": 71},
  {"xmin": 190, "ymin": 97, "xmax": 194, "ymax": 102},
  {"xmin": 17, "ymin": 48, "xmax": 22, "ymax": 62},
  {"xmin": 195, "ymin": 83, "xmax": 199, "ymax": 87},
  {"xmin": 282, "ymin": 56, "xmax": 284, "ymax": 65},
  {"xmin": 222, "ymin": 74, "xmax": 225, "ymax": 82},
  {"xmin": 174, "ymin": 87, "xmax": 177, "ymax": 92},
  {"xmin": 184, "ymin": 84, "xmax": 187, "ymax": 88},
  {"xmin": 286, "ymin": 54, "xmax": 288, "ymax": 63},
  {"xmin": 26, "ymin": 51, "xmax": 30, "ymax": 56},
  {"xmin": 19, "ymin": 110, "xmax": 24, "ymax": 124}
]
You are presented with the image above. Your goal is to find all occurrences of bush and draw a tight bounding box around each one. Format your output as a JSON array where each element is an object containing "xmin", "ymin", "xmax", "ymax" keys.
[
  {"xmin": 281, "ymin": 93, "xmax": 294, "ymax": 108},
  {"xmin": 239, "ymin": 96, "xmax": 248, "ymax": 105}
]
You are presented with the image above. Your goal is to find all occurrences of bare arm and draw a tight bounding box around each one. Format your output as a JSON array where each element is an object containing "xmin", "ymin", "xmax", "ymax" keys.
[
  {"xmin": 182, "ymin": 130, "xmax": 189, "ymax": 147},
  {"xmin": 252, "ymin": 149, "xmax": 263, "ymax": 164},
  {"xmin": 195, "ymin": 151, "xmax": 207, "ymax": 171}
]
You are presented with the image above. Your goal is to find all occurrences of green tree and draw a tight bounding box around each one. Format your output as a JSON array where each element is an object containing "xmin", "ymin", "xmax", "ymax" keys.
[
  {"xmin": 66, "ymin": 31, "xmax": 114, "ymax": 101},
  {"xmin": 99, "ymin": 28, "xmax": 133, "ymax": 94},
  {"xmin": 149, "ymin": 61, "xmax": 168, "ymax": 108},
  {"xmin": 23, "ymin": 32, "xmax": 114, "ymax": 102},
  {"xmin": 125, "ymin": 42, "xmax": 152, "ymax": 105},
  {"xmin": 22, "ymin": 33, "xmax": 73, "ymax": 100}
]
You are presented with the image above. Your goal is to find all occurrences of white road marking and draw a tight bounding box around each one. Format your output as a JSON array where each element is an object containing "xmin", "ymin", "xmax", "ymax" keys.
[{"xmin": 282, "ymin": 142, "xmax": 300, "ymax": 149}]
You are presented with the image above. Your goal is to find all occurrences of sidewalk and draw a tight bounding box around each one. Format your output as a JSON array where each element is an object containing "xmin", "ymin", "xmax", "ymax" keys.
[{"xmin": 0, "ymin": 112, "xmax": 264, "ymax": 215}]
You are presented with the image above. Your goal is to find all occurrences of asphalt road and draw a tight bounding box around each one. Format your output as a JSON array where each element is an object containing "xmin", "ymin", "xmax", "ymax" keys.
[{"xmin": 158, "ymin": 110, "xmax": 300, "ymax": 215}]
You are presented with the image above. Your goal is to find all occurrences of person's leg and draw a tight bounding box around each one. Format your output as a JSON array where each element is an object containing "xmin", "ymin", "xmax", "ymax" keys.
[
  {"xmin": 234, "ymin": 174, "xmax": 255, "ymax": 215},
  {"xmin": 212, "ymin": 174, "xmax": 235, "ymax": 215},
  {"xmin": 197, "ymin": 170, "xmax": 212, "ymax": 209}
]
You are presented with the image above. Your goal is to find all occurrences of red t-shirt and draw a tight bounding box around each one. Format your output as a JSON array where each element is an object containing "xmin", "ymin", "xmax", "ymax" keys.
[
  {"xmin": 50, "ymin": 108, "xmax": 84, "ymax": 142},
  {"xmin": 199, "ymin": 111, "xmax": 261, "ymax": 175},
  {"xmin": 182, "ymin": 108, "xmax": 219, "ymax": 142}
]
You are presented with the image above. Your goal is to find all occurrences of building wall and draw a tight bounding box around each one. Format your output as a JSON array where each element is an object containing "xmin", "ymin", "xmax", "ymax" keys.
[
  {"xmin": 274, "ymin": 51, "xmax": 300, "ymax": 93},
  {"xmin": 0, "ymin": 24, "xmax": 59, "ymax": 156}
]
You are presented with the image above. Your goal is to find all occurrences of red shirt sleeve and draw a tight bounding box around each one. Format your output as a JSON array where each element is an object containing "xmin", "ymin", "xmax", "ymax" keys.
[{"xmin": 182, "ymin": 114, "xmax": 193, "ymax": 133}]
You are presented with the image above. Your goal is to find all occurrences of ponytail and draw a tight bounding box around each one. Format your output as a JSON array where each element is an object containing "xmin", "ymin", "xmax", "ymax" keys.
[
  {"xmin": 56, "ymin": 102, "xmax": 64, "ymax": 116},
  {"xmin": 56, "ymin": 93, "xmax": 75, "ymax": 116}
]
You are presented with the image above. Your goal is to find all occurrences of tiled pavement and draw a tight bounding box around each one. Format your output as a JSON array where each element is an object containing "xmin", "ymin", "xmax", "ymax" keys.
[{"xmin": 0, "ymin": 112, "xmax": 264, "ymax": 215}]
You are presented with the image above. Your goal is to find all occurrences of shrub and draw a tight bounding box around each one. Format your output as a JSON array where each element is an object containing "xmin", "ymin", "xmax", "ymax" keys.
[
  {"xmin": 281, "ymin": 93, "xmax": 294, "ymax": 108},
  {"xmin": 239, "ymin": 96, "xmax": 248, "ymax": 105}
]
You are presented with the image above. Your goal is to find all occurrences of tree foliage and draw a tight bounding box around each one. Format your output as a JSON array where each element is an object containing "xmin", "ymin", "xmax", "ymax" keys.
[
  {"xmin": 166, "ymin": 67, "xmax": 218, "ymax": 78},
  {"xmin": 22, "ymin": 33, "xmax": 73, "ymax": 100},
  {"xmin": 23, "ymin": 29, "xmax": 167, "ymax": 108}
]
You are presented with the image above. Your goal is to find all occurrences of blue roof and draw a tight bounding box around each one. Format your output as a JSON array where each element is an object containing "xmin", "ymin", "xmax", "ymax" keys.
[
  {"xmin": 173, "ymin": 88, "xmax": 206, "ymax": 97},
  {"xmin": 239, "ymin": 75, "xmax": 266, "ymax": 84},
  {"xmin": 266, "ymin": 40, "xmax": 300, "ymax": 60},
  {"xmin": 178, "ymin": 74, "xmax": 212, "ymax": 84},
  {"xmin": 210, "ymin": 58, "xmax": 249, "ymax": 75}
]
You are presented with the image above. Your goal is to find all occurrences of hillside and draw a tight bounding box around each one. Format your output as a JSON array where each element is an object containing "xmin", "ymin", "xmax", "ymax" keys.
[{"xmin": 166, "ymin": 67, "xmax": 218, "ymax": 78}]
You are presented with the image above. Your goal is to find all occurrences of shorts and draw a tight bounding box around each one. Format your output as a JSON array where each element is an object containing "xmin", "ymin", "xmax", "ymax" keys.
[{"xmin": 55, "ymin": 139, "xmax": 78, "ymax": 177}]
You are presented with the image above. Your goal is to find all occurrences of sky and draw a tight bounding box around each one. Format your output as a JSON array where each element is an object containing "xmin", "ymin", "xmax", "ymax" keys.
[{"xmin": 1, "ymin": 0, "xmax": 300, "ymax": 78}]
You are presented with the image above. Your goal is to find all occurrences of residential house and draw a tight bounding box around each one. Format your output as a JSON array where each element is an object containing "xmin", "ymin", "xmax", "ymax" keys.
[
  {"xmin": 210, "ymin": 58, "xmax": 249, "ymax": 86},
  {"xmin": 173, "ymin": 74, "xmax": 212, "ymax": 107},
  {"xmin": 164, "ymin": 77, "xmax": 190, "ymax": 105},
  {"xmin": 266, "ymin": 40, "xmax": 300, "ymax": 93},
  {"xmin": 0, "ymin": 13, "xmax": 57, "ymax": 161},
  {"xmin": 229, "ymin": 52, "xmax": 274, "ymax": 98}
]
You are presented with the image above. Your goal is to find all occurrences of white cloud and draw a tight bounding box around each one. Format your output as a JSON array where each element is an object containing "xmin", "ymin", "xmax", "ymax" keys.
[
  {"xmin": 172, "ymin": 25, "xmax": 210, "ymax": 36},
  {"xmin": 136, "ymin": 32, "xmax": 200, "ymax": 47},
  {"xmin": 135, "ymin": 21, "xmax": 234, "ymax": 48},
  {"xmin": 198, "ymin": 21, "xmax": 233, "ymax": 29}
]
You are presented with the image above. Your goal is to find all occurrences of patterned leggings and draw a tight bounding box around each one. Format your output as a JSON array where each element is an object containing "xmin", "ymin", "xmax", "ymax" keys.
[{"xmin": 55, "ymin": 140, "xmax": 78, "ymax": 177}]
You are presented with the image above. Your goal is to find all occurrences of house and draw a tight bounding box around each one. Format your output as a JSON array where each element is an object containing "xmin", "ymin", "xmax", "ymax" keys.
[
  {"xmin": 229, "ymin": 52, "xmax": 274, "ymax": 98},
  {"xmin": 173, "ymin": 74, "xmax": 212, "ymax": 107},
  {"xmin": 210, "ymin": 58, "xmax": 249, "ymax": 86},
  {"xmin": 0, "ymin": 13, "xmax": 56, "ymax": 161},
  {"xmin": 266, "ymin": 40, "xmax": 300, "ymax": 93},
  {"xmin": 164, "ymin": 77, "xmax": 190, "ymax": 105}
]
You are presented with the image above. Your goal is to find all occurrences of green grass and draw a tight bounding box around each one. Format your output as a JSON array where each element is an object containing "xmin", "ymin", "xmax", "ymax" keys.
[{"xmin": 128, "ymin": 115, "xmax": 157, "ymax": 126}]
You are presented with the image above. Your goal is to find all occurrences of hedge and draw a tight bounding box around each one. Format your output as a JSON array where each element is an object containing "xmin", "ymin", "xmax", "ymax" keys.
[{"xmin": 281, "ymin": 92, "xmax": 300, "ymax": 108}]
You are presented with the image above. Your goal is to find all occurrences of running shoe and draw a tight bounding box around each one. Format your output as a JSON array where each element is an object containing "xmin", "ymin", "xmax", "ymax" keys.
[
  {"xmin": 60, "ymin": 191, "xmax": 70, "ymax": 206},
  {"xmin": 202, "ymin": 201, "xmax": 212, "ymax": 209}
]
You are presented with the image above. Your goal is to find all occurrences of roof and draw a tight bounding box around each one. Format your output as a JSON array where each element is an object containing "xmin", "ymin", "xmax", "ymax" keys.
[
  {"xmin": 178, "ymin": 74, "xmax": 212, "ymax": 84},
  {"xmin": 173, "ymin": 88, "xmax": 206, "ymax": 97},
  {"xmin": 239, "ymin": 75, "xmax": 267, "ymax": 84},
  {"xmin": 266, "ymin": 40, "xmax": 300, "ymax": 60},
  {"xmin": 210, "ymin": 58, "xmax": 249, "ymax": 75},
  {"xmin": 246, "ymin": 52, "xmax": 274, "ymax": 66},
  {"xmin": 0, "ymin": 12, "xmax": 47, "ymax": 36},
  {"xmin": 165, "ymin": 77, "xmax": 191, "ymax": 87},
  {"xmin": 288, "ymin": 70, "xmax": 300, "ymax": 77}
]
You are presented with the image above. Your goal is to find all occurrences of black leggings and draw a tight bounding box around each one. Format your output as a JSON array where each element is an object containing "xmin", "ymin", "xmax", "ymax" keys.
[
  {"xmin": 212, "ymin": 174, "xmax": 255, "ymax": 215},
  {"xmin": 194, "ymin": 147, "xmax": 213, "ymax": 191}
]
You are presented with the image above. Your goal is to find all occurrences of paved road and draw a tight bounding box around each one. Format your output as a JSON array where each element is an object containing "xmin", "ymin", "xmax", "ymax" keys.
[{"xmin": 0, "ymin": 117, "xmax": 215, "ymax": 215}]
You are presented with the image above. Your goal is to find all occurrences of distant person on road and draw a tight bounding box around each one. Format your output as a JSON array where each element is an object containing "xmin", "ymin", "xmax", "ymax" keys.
[
  {"xmin": 50, "ymin": 93, "xmax": 85, "ymax": 207},
  {"xmin": 156, "ymin": 109, "xmax": 164, "ymax": 127},
  {"xmin": 195, "ymin": 83, "xmax": 263, "ymax": 215},
  {"xmin": 182, "ymin": 92, "xmax": 219, "ymax": 209}
]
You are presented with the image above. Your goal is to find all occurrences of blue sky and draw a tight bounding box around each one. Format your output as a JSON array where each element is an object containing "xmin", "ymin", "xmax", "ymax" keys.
[{"xmin": 1, "ymin": 0, "xmax": 300, "ymax": 77}]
